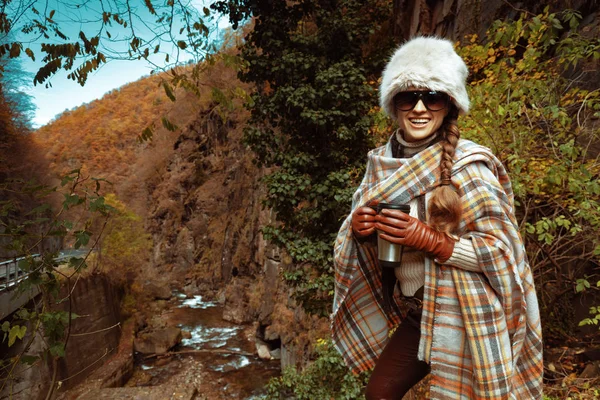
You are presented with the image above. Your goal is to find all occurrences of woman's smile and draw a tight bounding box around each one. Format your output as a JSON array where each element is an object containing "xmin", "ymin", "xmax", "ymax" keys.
[{"xmin": 408, "ymin": 118, "xmax": 431, "ymax": 126}]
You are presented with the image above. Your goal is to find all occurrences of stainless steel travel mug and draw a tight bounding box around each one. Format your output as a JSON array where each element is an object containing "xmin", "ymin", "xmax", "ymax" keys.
[{"xmin": 376, "ymin": 203, "xmax": 411, "ymax": 268}]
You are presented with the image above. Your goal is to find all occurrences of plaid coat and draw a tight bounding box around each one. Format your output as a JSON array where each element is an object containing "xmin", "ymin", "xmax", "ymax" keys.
[{"xmin": 331, "ymin": 139, "xmax": 543, "ymax": 399}]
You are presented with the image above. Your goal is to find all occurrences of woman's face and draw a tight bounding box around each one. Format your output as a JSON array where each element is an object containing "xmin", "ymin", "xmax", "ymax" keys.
[{"xmin": 395, "ymin": 87, "xmax": 449, "ymax": 142}]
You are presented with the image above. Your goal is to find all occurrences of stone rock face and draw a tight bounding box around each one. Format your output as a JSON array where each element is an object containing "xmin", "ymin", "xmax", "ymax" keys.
[
  {"xmin": 57, "ymin": 275, "xmax": 124, "ymax": 390},
  {"xmin": 181, "ymin": 330, "xmax": 192, "ymax": 340},
  {"xmin": 0, "ymin": 274, "xmax": 125, "ymax": 399},
  {"xmin": 133, "ymin": 327, "xmax": 182, "ymax": 354},
  {"xmin": 270, "ymin": 348, "xmax": 281, "ymax": 360},
  {"xmin": 222, "ymin": 277, "xmax": 255, "ymax": 324},
  {"xmin": 147, "ymin": 106, "xmax": 264, "ymax": 287},
  {"xmin": 390, "ymin": 0, "xmax": 506, "ymax": 41},
  {"xmin": 280, "ymin": 343, "xmax": 298, "ymax": 370},
  {"xmin": 390, "ymin": 0, "xmax": 582, "ymax": 43},
  {"xmin": 255, "ymin": 338, "xmax": 272, "ymax": 360},
  {"xmin": 133, "ymin": 66, "xmax": 330, "ymax": 377},
  {"xmin": 141, "ymin": 66, "xmax": 331, "ymax": 375},
  {"xmin": 143, "ymin": 281, "xmax": 172, "ymax": 300},
  {"xmin": 264, "ymin": 325, "xmax": 279, "ymax": 341},
  {"xmin": 578, "ymin": 361, "xmax": 600, "ymax": 381},
  {"xmin": 258, "ymin": 255, "xmax": 280, "ymax": 321},
  {"xmin": 175, "ymin": 226, "xmax": 195, "ymax": 269}
]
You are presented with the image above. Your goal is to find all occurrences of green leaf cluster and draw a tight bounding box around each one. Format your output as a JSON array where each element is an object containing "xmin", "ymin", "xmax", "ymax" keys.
[
  {"xmin": 576, "ymin": 279, "xmax": 600, "ymax": 330},
  {"xmin": 1, "ymin": 322, "xmax": 27, "ymax": 347},
  {"xmin": 216, "ymin": 0, "xmax": 394, "ymax": 315},
  {"xmin": 40, "ymin": 310, "xmax": 79, "ymax": 357},
  {"xmin": 458, "ymin": 8, "xmax": 600, "ymax": 336},
  {"xmin": 263, "ymin": 338, "xmax": 368, "ymax": 400}
]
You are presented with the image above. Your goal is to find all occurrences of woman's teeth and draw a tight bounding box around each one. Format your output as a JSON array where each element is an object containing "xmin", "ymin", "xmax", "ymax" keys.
[{"xmin": 410, "ymin": 119, "xmax": 429, "ymax": 126}]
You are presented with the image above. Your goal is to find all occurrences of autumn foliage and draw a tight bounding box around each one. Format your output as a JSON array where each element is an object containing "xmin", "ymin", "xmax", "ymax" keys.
[
  {"xmin": 33, "ymin": 67, "xmax": 206, "ymax": 213},
  {"xmin": 0, "ymin": 83, "xmax": 52, "ymax": 259}
]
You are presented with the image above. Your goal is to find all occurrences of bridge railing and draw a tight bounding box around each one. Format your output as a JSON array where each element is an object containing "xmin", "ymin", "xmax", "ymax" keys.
[
  {"xmin": 0, "ymin": 254, "xmax": 40, "ymax": 293},
  {"xmin": 1, "ymin": 251, "xmax": 91, "ymax": 319}
]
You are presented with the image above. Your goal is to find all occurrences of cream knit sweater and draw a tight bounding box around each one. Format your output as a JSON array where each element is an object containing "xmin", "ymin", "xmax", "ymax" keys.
[{"xmin": 393, "ymin": 132, "xmax": 480, "ymax": 296}]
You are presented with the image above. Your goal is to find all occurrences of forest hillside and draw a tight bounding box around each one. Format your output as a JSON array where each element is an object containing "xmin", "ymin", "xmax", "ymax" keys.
[{"xmin": 32, "ymin": 64, "xmax": 225, "ymax": 215}]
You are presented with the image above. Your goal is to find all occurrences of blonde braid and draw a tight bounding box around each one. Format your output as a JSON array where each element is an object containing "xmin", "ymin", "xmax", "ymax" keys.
[{"xmin": 428, "ymin": 107, "xmax": 462, "ymax": 234}]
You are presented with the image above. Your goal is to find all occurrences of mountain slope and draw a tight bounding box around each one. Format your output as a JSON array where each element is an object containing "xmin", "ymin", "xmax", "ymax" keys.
[{"xmin": 33, "ymin": 65, "xmax": 214, "ymax": 214}]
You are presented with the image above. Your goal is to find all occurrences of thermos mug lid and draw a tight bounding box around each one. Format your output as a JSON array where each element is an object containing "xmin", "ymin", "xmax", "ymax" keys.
[{"xmin": 376, "ymin": 203, "xmax": 410, "ymax": 213}]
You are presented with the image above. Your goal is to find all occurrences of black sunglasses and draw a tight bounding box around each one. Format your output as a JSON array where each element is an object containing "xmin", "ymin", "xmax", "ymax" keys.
[{"xmin": 394, "ymin": 91, "xmax": 450, "ymax": 111}]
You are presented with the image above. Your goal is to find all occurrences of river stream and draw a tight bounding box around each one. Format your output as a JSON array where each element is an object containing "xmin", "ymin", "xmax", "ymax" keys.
[{"xmin": 128, "ymin": 292, "xmax": 280, "ymax": 399}]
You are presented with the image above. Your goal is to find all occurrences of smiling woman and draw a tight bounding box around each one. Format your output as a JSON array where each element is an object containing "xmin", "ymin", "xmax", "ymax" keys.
[{"xmin": 332, "ymin": 36, "xmax": 544, "ymax": 399}]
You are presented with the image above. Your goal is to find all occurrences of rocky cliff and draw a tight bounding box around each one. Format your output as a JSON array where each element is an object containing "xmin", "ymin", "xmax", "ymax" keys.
[
  {"xmin": 391, "ymin": 0, "xmax": 598, "ymax": 41},
  {"xmin": 144, "ymin": 95, "xmax": 330, "ymax": 371}
]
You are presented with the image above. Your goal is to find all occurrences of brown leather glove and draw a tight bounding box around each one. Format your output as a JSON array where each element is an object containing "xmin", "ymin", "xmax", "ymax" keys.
[
  {"xmin": 375, "ymin": 209, "xmax": 455, "ymax": 262},
  {"xmin": 351, "ymin": 204, "xmax": 378, "ymax": 239}
]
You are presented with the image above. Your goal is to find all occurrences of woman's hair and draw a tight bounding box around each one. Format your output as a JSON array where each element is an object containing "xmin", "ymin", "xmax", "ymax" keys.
[{"xmin": 428, "ymin": 105, "xmax": 462, "ymax": 234}]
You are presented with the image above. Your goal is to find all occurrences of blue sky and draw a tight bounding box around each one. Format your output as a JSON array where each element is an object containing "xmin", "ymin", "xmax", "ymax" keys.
[
  {"xmin": 14, "ymin": 0, "xmax": 229, "ymax": 127},
  {"xmin": 27, "ymin": 58, "xmax": 160, "ymax": 127}
]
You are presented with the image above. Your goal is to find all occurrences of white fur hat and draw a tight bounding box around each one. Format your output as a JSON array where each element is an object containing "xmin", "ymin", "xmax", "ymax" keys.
[{"xmin": 379, "ymin": 36, "xmax": 470, "ymax": 119}]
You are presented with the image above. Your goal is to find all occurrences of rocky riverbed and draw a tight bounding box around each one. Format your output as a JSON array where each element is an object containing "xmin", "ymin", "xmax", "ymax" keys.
[
  {"xmin": 56, "ymin": 285, "xmax": 280, "ymax": 400},
  {"xmin": 126, "ymin": 292, "xmax": 280, "ymax": 399}
]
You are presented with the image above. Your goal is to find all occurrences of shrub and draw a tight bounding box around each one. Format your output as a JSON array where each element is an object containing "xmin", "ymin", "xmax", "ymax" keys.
[
  {"xmin": 98, "ymin": 193, "xmax": 152, "ymax": 283},
  {"xmin": 214, "ymin": 0, "xmax": 395, "ymax": 316},
  {"xmin": 263, "ymin": 338, "xmax": 369, "ymax": 400},
  {"xmin": 458, "ymin": 7, "xmax": 600, "ymax": 340}
]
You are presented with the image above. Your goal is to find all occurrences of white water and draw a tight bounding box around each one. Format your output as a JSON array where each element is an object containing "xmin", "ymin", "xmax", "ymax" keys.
[
  {"xmin": 135, "ymin": 291, "xmax": 279, "ymax": 398},
  {"xmin": 178, "ymin": 294, "xmax": 219, "ymax": 309}
]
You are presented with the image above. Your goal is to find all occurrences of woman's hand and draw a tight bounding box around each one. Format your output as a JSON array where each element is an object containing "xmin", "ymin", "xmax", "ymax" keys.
[
  {"xmin": 375, "ymin": 209, "xmax": 455, "ymax": 262},
  {"xmin": 352, "ymin": 201, "xmax": 379, "ymax": 238}
]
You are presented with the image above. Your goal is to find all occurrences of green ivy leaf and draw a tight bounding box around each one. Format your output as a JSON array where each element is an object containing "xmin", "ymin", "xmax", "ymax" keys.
[
  {"xmin": 49, "ymin": 343, "xmax": 65, "ymax": 357},
  {"xmin": 8, "ymin": 325, "xmax": 27, "ymax": 347},
  {"xmin": 576, "ymin": 278, "xmax": 591, "ymax": 293},
  {"xmin": 73, "ymin": 230, "xmax": 91, "ymax": 249},
  {"xmin": 20, "ymin": 355, "xmax": 39, "ymax": 365}
]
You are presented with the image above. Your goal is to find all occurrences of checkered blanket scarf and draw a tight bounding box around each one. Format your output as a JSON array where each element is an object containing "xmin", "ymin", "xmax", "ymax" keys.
[{"xmin": 331, "ymin": 139, "xmax": 543, "ymax": 399}]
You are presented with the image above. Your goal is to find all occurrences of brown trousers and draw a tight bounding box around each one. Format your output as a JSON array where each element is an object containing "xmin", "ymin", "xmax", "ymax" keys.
[{"xmin": 364, "ymin": 309, "xmax": 430, "ymax": 400}]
